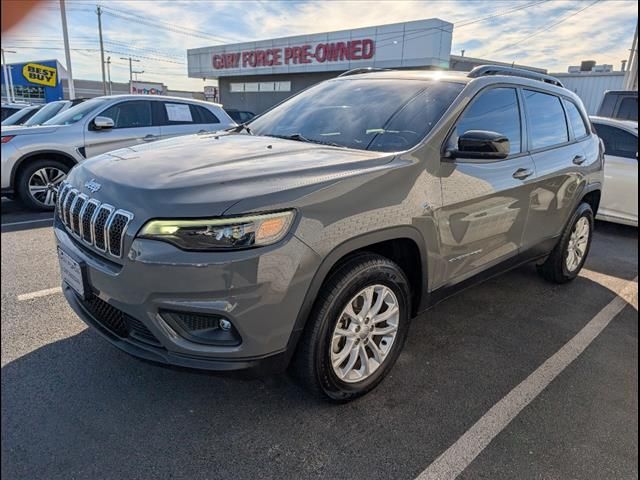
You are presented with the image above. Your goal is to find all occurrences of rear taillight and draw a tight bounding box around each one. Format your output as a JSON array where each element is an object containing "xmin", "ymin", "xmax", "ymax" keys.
[{"xmin": 1, "ymin": 136, "xmax": 15, "ymax": 144}]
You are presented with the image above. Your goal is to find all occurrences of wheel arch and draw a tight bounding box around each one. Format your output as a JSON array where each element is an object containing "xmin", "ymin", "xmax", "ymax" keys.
[
  {"xmin": 286, "ymin": 226, "xmax": 429, "ymax": 358},
  {"xmin": 11, "ymin": 150, "xmax": 79, "ymax": 189}
]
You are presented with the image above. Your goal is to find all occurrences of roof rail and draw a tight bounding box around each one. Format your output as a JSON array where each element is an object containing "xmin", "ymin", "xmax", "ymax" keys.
[
  {"xmin": 338, "ymin": 67, "xmax": 392, "ymax": 77},
  {"xmin": 467, "ymin": 65, "xmax": 564, "ymax": 88}
]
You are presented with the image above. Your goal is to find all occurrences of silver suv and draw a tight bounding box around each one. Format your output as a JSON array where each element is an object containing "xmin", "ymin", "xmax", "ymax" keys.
[
  {"xmin": 54, "ymin": 66, "xmax": 603, "ymax": 401},
  {"xmin": 1, "ymin": 95, "xmax": 235, "ymax": 210}
]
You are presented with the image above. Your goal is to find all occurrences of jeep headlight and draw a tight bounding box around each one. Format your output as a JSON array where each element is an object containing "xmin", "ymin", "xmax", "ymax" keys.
[{"xmin": 138, "ymin": 210, "xmax": 295, "ymax": 251}]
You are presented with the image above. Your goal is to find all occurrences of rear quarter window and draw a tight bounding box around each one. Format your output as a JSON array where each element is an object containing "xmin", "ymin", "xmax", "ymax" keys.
[{"xmin": 564, "ymin": 101, "xmax": 589, "ymax": 139}]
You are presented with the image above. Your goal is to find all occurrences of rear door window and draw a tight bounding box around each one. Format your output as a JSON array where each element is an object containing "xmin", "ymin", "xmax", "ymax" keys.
[
  {"xmin": 564, "ymin": 101, "xmax": 588, "ymax": 139},
  {"xmin": 453, "ymin": 87, "xmax": 522, "ymax": 154},
  {"xmin": 617, "ymin": 97, "xmax": 638, "ymax": 121},
  {"xmin": 192, "ymin": 105, "xmax": 219, "ymax": 124},
  {"xmin": 594, "ymin": 124, "xmax": 638, "ymax": 159},
  {"xmin": 523, "ymin": 90, "xmax": 569, "ymax": 150},
  {"xmin": 100, "ymin": 100, "xmax": 152, "ymax": 129}
]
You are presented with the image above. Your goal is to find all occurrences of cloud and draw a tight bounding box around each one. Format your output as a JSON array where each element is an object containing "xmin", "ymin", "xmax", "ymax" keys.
[{"xmin": 2, "ymin": 0, "xmax": 637, "ymax": 91}]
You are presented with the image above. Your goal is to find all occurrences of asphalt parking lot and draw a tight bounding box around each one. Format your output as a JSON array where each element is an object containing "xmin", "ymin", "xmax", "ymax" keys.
[{"xmin": 1, "ymin": 198, "xmax": 637, "ymax": 480}]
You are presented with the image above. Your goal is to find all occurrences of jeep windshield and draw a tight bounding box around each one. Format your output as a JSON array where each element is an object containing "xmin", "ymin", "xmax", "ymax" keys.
[
  {"xmin": 43, "ymin": 98, "xmax": 109, "ymax": 126},
  {"xmin": 249, "ymin": 78, "xmax": 464, "ymax": 152}
]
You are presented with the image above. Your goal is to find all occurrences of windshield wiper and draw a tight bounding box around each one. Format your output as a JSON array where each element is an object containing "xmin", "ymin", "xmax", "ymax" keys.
[
  {"xmin": 265, "ymin": 133, "xmax": 344, "ymax": 148},
  {"xmin": 226, "ymin": 123, "xmax": 253, "ymax": 135}
]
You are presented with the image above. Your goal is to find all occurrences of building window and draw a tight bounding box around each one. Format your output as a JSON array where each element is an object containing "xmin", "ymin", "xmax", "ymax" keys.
[
  {"xmin": 229, "ymin": 81, "xmax": 291, "ymax": 93},
  {"xmin": 11, "ymin": 85, "xmax": 46, "ymax": 103}
]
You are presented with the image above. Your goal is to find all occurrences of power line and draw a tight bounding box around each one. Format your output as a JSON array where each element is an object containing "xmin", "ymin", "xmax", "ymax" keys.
[{"xmin": 483, "ymin": 0, "xmax": 601, "ymax": 56}]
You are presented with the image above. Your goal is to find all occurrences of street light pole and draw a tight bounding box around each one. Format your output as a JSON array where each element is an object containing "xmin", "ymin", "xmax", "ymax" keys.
[
  {"xmin": 120, "ymin": 57, "xmax": 140, "ymax": 94},
  {"xmin": 97, "ymin": 6, "xmax": 107, "ymax": 95},
  {"xmin": 1, "ymin": 48, "xmax": 16, "ymax": 103},
  {"xmin": 60, "ymin": 0, "xmax": 75, "ymax": 99},
  {"xmin": 105, "ymin": 56, "xmax": 112, "ymax": 95}
]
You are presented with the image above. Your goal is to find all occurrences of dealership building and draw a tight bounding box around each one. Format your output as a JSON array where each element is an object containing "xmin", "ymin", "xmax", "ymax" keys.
[{"xmin": 187, "ymin": 18, "xmax": 545, "ymax": 114}]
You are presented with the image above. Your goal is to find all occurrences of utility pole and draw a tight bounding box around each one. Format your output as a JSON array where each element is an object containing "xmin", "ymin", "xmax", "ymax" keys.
[
  {"xmin": 1, "ymin": 48, "xmax": 16, "ymax": 102},
  {"xmin": 120, "ymin": 56, "xmax": 140, "ymax": 93},
  {"xmin": 60, "ymin": 0, "xmax": 75, "ymax": 99},
  {"xmin": 97, "ymin": 6, "xmax": 107, "ymax": 95},
  {"xmin": 105, "ymin": 56, "xmax": 112, "ymax": 95},
  {"xmin": 624, "ymin": 23, "xmax": 638, "ymax": 91}
]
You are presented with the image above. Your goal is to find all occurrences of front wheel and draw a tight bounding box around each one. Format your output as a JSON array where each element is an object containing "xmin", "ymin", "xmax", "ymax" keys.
[
  {"xmin": 16, "ymin": 159, "xmax": 69, "ymax": 211},
  {"xmin": 537, "ymin": 202, "xmax": 594, "ymax": 283},
  {"xmin": 292, "ymin": 253, "xmax": 411, "ymax": 402}
]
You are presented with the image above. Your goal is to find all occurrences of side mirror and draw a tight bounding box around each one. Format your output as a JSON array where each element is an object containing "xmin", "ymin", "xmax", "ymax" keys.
[
  {"xmin": 93, "ymin": 116, "xmax": 114, "ymax": 130},
  {"xmin": 446, "ymin": 130, "xmax": 510, "ymax": 160}
]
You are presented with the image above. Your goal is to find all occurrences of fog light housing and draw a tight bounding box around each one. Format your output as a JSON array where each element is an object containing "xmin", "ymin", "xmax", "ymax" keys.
[{"xmin": 161, "ymin": 311, "xmax": 241, "ymax": 346}]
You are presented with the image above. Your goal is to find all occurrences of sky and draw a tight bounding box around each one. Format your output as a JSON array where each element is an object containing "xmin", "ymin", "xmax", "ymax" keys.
[{"xmin": 2, "ymin": 0, "xmax": 638, "ymax": 92}]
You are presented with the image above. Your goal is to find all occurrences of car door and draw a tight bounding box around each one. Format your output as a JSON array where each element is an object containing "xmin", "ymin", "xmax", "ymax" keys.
[
  {"xmin": 154, "ymin": 101, "xmax": 222, "ymax": 141},
  {"xmin": 594, "ymin": 123, "xmax": 638, "ymax": 223},
  {"xmin": 84, "ymin": 100, "xmax": 160, "ymax": 157},
  {"xmin": 439, "ymin": 86, "xmax": 536, "ymax": 282},
  {"xmin": 519, "ymin": 90, "xmax": 589, "ymax": 251}
]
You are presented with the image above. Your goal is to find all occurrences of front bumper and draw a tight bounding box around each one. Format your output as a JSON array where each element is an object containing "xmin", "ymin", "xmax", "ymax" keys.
[{"xmin": 55, "ymin": 216, "xmax": 320, "ymax": 373}]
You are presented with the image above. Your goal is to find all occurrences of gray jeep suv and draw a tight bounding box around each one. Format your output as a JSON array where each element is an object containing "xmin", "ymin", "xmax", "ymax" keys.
[{"xmin": 54, "ymin": 66, "xmax": 603, "ymax": 401}]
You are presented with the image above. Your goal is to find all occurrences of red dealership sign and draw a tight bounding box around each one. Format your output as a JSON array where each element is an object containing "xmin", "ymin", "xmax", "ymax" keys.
[{"xmin": 213, "ymin": 39, "xmax": 375, "ymax": 70}]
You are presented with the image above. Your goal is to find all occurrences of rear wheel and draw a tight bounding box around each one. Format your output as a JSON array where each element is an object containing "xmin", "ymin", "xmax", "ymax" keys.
[
  {"xmin": 292, "ymin": 254, "xmax": 411, "ymax": 402},
  {"xmin": 537, "ymin": 202, "xmax": 594, "ymax": 283},
  {"xmin": 16, "ymin": 159, "xmax": 69, "ymax": 211}
]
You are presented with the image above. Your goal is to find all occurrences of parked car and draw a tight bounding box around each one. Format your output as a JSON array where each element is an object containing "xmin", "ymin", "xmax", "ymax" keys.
[
  {"xmin": 1, "ymin": 102, "xmax": 32, "ymax": 121},
  {"xmin": 590, "ymin": 116, "xmax": 638, "ymax": 226},
  {"xmin": 1, "ymin": 95, "xmax": 235, "ymax": 209},
  {"xmin": 1, "ymin": 104, "xmax": 43, "ymax": 126},
  {"xmin": 54, "ymin": 66, "xmax": 603, "ymax": 401},
  {"xmin": 19, "ymin": 98, "xmax": 87, "ymax": 127},
  {"xmin": 224, "ymin": 108, "xmax": 255, "ymax": 124},
  {"xmin": 597, "ymin": 90, "xmax": 638, "ymax": 121}
]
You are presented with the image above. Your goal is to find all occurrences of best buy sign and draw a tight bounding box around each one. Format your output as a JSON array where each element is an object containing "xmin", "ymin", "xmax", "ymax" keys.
[{"xmin": 22, "ymin": 63, "xmax": 57, "ymax": 87}]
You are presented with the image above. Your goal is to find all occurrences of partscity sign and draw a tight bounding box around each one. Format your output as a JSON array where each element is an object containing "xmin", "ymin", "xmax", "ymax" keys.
[{"xmin": 213, "ymin": 39, "xmax": 375, "ymax": 70}]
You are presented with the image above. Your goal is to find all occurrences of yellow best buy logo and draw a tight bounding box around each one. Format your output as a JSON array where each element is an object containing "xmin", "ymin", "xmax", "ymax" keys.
[{"xmin": 22, "ymin": 63, "xmax": 57, "ymax": 87}]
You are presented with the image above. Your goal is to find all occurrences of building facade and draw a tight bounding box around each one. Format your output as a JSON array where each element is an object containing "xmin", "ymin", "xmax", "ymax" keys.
[
  {"xmin": 188, "ymin": 18, "xmax": 455, "ymax": 114},
  {"xmin": 1, "ymin": 59, "xmax": 66, "ymax": 104}
]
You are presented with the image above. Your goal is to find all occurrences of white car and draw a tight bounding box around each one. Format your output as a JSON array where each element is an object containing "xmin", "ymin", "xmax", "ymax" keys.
[
  {"xmin": 1, "ymin": 95, "xmax": 235, "ymax": 210},
  {"xmin": 590, "ymin": 116, "xmax": 638, "ymax": 226}
]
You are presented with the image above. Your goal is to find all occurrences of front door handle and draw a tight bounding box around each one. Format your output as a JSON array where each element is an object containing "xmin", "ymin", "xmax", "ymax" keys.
[
  {"xmin": 573, "ymin": 155, "xmax": 586, "ymax": 165},
  {"xmin": 512, "ymin": 168, "xmax": 533, "ymax": 180},
  {"xmin": 142, "ymin": 134, "xmax": 158, "ymax": 142}
]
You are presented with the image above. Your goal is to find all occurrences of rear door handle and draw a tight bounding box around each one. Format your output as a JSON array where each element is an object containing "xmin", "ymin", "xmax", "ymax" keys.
[
  {"xmin": 512, "ymin": 168, "xmax": 533, "ymax": 180},
  {"xmin": 573, "ymin": 155, "xmax": 586, "ymax": 165},
  {"xmin": 142, "ymin": 134, "xmax": 158, "ymax": 142}
]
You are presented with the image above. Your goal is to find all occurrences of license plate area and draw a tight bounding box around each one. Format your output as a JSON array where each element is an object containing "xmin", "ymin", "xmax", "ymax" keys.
[{"xmin": 58, "ymin": 247, "xmax": 87, "ymax": 299}]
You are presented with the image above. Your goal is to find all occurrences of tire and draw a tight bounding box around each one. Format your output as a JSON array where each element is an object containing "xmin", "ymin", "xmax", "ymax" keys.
[
  {"xmin": 292, "ymin": 253, "xmax": 411, "ymax": 402},
  {"xmin": 16, "ymin": 159, "xmax": 70, "ymax": 211},
  {"xmin": 537, "ymin": 202, "xmax": 594, "ymax": 284}
]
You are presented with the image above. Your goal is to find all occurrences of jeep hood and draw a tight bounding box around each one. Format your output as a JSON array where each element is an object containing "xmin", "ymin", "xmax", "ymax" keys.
[{"xmin": 68, "ymin": 133, "xmax": 391, "ymax": 217}]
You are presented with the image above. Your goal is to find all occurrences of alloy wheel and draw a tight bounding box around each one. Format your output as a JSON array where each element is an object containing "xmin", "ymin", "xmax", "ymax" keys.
[
  {"xmin": 28, "ymin": 167, "xmax": 67, "ymax": 207},
  {"xmin": 330, "ymin": 284, "xmax": 400, "ymax": 383},
  {"xmin": 565, "ymin": 216, "xmax": 590, "ymax": 272}
]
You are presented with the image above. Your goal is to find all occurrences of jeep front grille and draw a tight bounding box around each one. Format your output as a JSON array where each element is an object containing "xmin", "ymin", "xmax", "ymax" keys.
[{"xmin": 57, "ymin": 182, "xmax": 134, "ymax": 259}]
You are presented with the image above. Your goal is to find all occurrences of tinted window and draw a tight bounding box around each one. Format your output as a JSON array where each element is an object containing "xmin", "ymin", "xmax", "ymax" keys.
[
  {"xmin": 100, "ymin": 101, "xmax": 152, "ymax": 129},
  {"xmin": 617, "ymin": 97, "xmax": 638, "ymax": 121},
  {"xmin": 454, "ymin": 87, "xmax": 521, "ymax": 154},
  {"xmin": 565, "ymin": 101, "xmax": 588, "ymax": 139},
  {"xmin": 24, "ymin": 101, "xmax": 66, "ymax": 126},
  {"xmin": 1, "ymin": 106, "xmax": 39, "ymax": 126},
  {"xmin": 192, "ymin": 105, "xmax": 219, "ymax": 124},
  {"xmin": 250, "ymin": 79, "xmax": 464, "ymax": 152},
  {"xmin": 44, "ymin": 98, "xmax": 109, "ymax": 125},
  {"xmin": 594, "ymin": 123, "xmax": 638, "ymax": 159},
  {"xmin": 524, "ymin": 90, "xmax": 568, "ymax": 150},
  {"xmin": 1, "ymin": 107, "xmax": 21, "ymax": 121}
]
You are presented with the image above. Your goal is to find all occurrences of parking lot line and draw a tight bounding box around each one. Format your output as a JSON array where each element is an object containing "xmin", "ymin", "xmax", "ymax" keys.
[
  {"xmin": 17, "ymin": 287, "xmax": 62, "ymax": 301},
  {"xmin": 415, "ymin": 275, "xmax": 638, "ymax": 480},
  {"xmin": 1, "ymin": 218, "xmax": 54, "ymax": 227}
]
